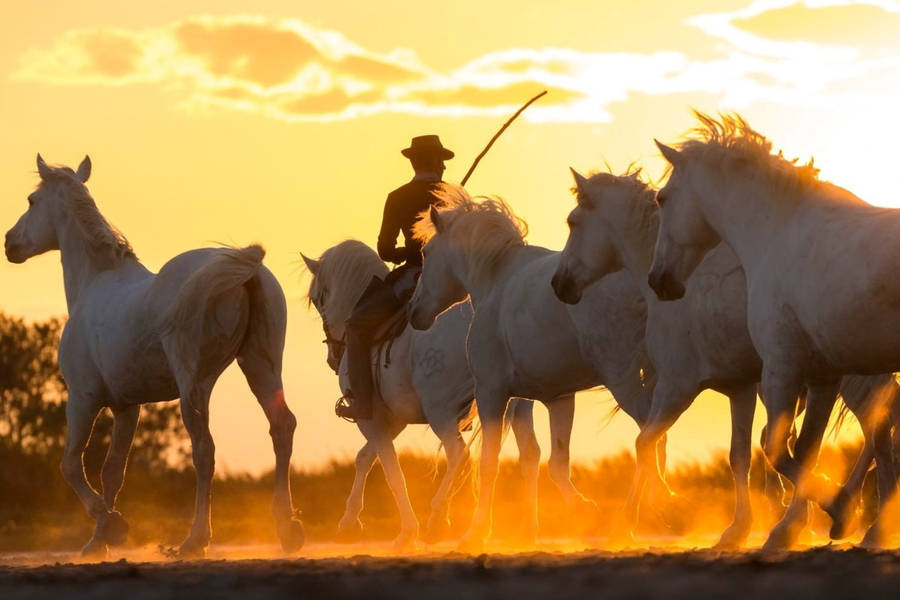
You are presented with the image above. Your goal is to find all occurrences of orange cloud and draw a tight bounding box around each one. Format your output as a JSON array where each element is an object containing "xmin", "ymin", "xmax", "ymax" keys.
[
  {"xmin": 174, "ymin": 21, "xmax": 319, "ymax": 87},
  {"xmin": 14, "ymin": 8, "xmax": 900, "ymax": 123},
  {"xmin": 75, "ymin": 30, "xmax": 145, "ymax": 78}
]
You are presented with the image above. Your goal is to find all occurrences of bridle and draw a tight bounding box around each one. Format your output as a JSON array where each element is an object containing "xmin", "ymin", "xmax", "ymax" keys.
[{"xmin": 315, "ymin": 297, "xmax": 345, "ymax": 373}]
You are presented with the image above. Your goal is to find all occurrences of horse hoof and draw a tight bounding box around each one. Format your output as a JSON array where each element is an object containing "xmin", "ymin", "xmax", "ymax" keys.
[
  {"xmin": 337, "ymin": 516, "xmax": 364, "ymax": 542},
  {"xmin": 81, "ymin": 538, "xmax": 109, "ymax": 559},
  {"xmin": 178, "ymin": 539, "xmax": 208, "ymax": 560},
  {"xmin": 99, "ymin": 511, "xmax": 129, "ymax": 546},
  {"xmin": 278, "ymin": 518, "xmax": 306, "ymax": 553},
  {"xmin": 392, "ymin": 528, "xmax": 418, "ymax": 552},
  {"xmin": 860, "ymin": 525, "xmax": 886, "ymax": 549},
  {"xmin": 713, "ymin": 521, "xmax": 751, "ymax": 551},
  {"xmin": 823, "ymin": 491, "xmax": 858, "ymax": 540},
  {"xmin": 761, "ymin": 521, "xmax": 802, "ymax": 553}
]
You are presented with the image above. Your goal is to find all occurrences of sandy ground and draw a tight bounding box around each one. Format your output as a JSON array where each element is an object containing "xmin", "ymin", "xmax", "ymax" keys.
[{"xmin": 2, "ymin": 541, "xmax": 900, "ymax": 600}]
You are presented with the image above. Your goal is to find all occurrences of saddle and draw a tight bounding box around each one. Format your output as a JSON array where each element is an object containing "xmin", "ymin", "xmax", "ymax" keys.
[{"xmin": 371, "ymin": 303, "xmax": 410, "ymax": 370}]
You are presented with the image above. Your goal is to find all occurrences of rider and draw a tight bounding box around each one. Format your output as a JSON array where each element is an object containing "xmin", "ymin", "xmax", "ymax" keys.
[{"xmin": 336, "ymin": 135, "xmax": 454, "ymax": 421}]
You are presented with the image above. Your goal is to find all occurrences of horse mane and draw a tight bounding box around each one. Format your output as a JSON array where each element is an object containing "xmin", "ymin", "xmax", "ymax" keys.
[
  {"xmin": 414, "ymin": 184, "xmax": 529, "ymax": 286},
  {"xmin": 306, "ymin": 239, "xmax": 389, "ymax": 324},
  {"xmin": 582, "ymin": 166, "xmax": 658, "ymax": 233},
  {"xmin": 41, "ymin": 165, "xmax": 135, "ymax": 265},
  {"xmin": 676, "ymin": 111, "xmax": 823, "ymax": 197}
]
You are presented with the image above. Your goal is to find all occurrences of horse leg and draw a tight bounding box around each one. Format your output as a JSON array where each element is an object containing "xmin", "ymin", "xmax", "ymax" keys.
[
  {"xmin": 860, "ymin": 416, "xmax": 897, "ymax": 547},
  {"xmin": 762, "ymin": 380, "xmax": 839, "ymax": 551},
  {"xmin": 459, "ymin": 389, "xmax": 509, "ymax": 553},
  {"xmin": 360, "ymin": 415, "xmax": 418, "ymax": 549},
  {"xmin": 81, "ymin": 404, "xmax": 140, "ymax": 556},
  {"xmin": 825, "ymin": 438, "xmax": 873, "ymax": 539},
  {"xmin": 508, "ymin": 398, "xmax": 540, "ymax": 543},
  {"xmin": 177, "ymin": 381, "xmax": 217, "ymax": 559},
  {"xmin": 715, "ymin": 384, "xmax": 756, "ymax": 550},
  {"xmin": 237, "ymin": 360, "xmax": 304, "ymax": 553},
  {"xmin": 423, "ymin": 426, "xmax": 467, "ymax": 544},
  {"xmin": 547, "ymin": 394, "xmax": 592, "ymax": 506},
  {"xmin": 760, "ymin": 423, "xmax": 791, "ymax": 515},
  {"xmin": 338, "ymin": 441, "xmax": 377, "ymax": 539},
  {"xmin": 61, "ymin": 396, "xmax": 127, "ymax": 557},
  {"xmin": 623, "ymin": 379, "xmax": 693, "ymax": 540}
]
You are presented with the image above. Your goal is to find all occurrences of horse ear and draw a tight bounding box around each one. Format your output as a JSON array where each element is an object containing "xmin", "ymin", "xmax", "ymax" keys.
[
  {"xmin": 301, "ymin": 253, "xmax": 320, "ymax": 275},
  {"xmin": 76, "ymin": 155, "xmax": 91, "ymax": 183},
  {"xmin": 569, "ymin": 167, "xmax": 588, "ymax": 190},
  {"xmin": 429, "ymin": 205, "xmax": 443, "ymax": 233},
  {"xmin": 36, "ymin": 154, "xmax": 52, "ymax": 180},
  {"xmin": 655, "ymin": 140, "xmax": 681, "ymax": 166}
]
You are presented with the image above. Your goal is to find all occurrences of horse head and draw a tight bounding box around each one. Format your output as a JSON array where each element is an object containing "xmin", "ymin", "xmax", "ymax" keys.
[
  {"xmin": 6, "ymin": 154, "xmax": 91, "ymax": 263},
  {"xmin": 553, "ymin": 168, "xmax": 646, "ymax": 304},
  {"xmin": 648, "ymin": 141, "xmax": 719, "ymax": 301}
]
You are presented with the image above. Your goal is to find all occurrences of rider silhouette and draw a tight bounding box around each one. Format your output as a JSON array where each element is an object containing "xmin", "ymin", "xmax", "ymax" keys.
[{"xmin": 336, "ymin": 135, "xmax": 454, "ymax": 421}]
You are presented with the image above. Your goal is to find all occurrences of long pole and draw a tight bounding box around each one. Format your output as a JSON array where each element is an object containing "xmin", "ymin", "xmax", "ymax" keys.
[{"xmin": 460, "ymin": 90, "xmax": 547, "ymax": 187}]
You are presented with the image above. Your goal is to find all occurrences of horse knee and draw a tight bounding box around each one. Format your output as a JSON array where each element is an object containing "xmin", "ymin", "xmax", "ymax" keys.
[
  {"xmin": 548, "ymin": 451, "xmax": 570, "ymax": 485},
  {"xmin": 516, "ymin": 435, "xmax": 540, "ymax": 466},
  {"xmin": 271, "ymin": 410, "xmax": 297, "ymax": 440},
  {"xmin": 265, "ymin": 391, "xmax": 296, "ymax": 439},
  {"xmin": 60, "ymin": 453, "xmax": 83, "ymax": 485}
]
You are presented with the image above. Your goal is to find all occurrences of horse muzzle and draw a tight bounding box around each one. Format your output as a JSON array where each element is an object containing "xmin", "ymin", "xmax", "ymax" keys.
[
  {"xmin": 4, "ymin": 235, "xmax": 25, "ymax": 264},
  {"xmin": 409, "ymin": 304, "xmax": 435, "ymax": 331},
  {"xmin": 551, "ymin": 270, "xmax": 583, "ymax": 305},
  {"xmin": 648, "ymin": 268, "xmax": 685, "ymax": 301}
]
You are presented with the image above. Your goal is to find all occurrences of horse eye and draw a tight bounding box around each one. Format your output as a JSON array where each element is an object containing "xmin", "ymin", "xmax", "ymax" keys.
[
  {"xmin": 27, "ymin": 195, "xmax": 35, "ymax": 207},
  {"xmin": 656, "ymin": 192, "xmax": 667, "ymax": 206}
]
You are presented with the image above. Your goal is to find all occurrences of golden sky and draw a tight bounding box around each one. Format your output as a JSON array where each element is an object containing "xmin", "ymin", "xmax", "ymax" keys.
[{"xmin": 2, "ymin": 0, "xmax": 899, "ymax": 473}]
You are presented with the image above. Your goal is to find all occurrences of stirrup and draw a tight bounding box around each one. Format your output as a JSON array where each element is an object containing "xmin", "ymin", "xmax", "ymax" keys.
[{"xmin": 335, "ymin": 395, "xmax": 358, "ymax": 423}]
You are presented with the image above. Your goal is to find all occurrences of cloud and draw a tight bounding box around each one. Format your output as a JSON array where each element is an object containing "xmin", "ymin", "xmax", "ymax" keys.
[
  {"xmin": 733, "ymin": 2, "xmax": 900, "ymax": 46},
  {"xmin": 173, "ymin": 20, "xmax": 320, "ymax": 87},
  {"xmin": 13, "ymin": 6, "xmax": 900, "ymax": 123}
]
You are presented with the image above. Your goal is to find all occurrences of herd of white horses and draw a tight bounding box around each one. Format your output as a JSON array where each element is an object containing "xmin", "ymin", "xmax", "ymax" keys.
[{"xmin": 5, "ymin": 112, "xmax": 900, "ymax": 559}]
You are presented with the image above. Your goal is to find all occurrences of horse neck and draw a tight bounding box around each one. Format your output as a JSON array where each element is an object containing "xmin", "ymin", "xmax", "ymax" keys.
[
  {"xmin": 453, "ymin": 242, "xmax": 520, "ymax": 308},
  {"xmin": 697, "ymin": 166, "xmax": 797, "ymax": 277},
  {"xmin": 613, "ymin": 207, "xmax": 659, "ymax": 302},
  {"xmin": 56, "ymin": 219, "xmax": 128, "ymax": 309}
]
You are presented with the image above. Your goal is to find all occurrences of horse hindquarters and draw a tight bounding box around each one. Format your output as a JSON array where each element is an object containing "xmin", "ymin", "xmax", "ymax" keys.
[{"xmin": 160, "ymin": 247, "xmax": 298, "ymax": 557}]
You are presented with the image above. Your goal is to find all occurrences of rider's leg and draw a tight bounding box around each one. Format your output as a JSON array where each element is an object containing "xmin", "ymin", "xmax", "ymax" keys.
[{"xmin": 341, "ymin": 276, "xmax": 401, "ymax": 420}]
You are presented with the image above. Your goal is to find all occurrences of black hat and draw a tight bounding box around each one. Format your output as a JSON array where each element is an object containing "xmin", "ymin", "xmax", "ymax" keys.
[{"xmin": 401, "ymin": 135, "xmax": 454, "ymax": 160}]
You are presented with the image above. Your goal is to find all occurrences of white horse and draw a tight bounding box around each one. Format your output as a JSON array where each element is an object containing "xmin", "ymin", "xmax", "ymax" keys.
[
  {"xmin": 4, "ymin": 155, "xmax": 304, "ymax": 558},
  {"xmin": 409, "ymin": 187, "xmax": 655, "ymax": 551},
  {"xmin": 552, "ymin": 167, "xmax": 899, "ymax": 548},
  {"xmin": 649, "ymin": 113, "xmax": 900, "ymax": 548},
  {"xmin": 303, "ymin": 240, "xmax": 541, "ymax": 547}
]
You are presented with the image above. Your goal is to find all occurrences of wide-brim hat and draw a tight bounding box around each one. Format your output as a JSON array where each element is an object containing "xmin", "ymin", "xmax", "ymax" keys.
[{"xmin": 401, "ymin": 135, "xmax": 454, "ymax": 160}]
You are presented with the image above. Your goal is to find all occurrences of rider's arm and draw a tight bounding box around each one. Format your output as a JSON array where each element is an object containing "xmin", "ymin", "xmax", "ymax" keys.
[{"xmin": 377, "ymin": 195, "xmax": 409, "ymax": 264}]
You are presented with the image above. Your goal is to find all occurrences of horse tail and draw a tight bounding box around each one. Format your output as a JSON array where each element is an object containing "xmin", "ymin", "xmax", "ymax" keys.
[
  {"xmin": 834, "ymin": 373, "xmax": 897, "ymax": 437},
  {"xmin": 160, "ymin": 244, "xmax": 266, "ymax": 411}
]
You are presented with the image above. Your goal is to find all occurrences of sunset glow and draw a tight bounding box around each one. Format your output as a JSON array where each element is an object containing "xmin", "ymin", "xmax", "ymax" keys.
[{"xmin": 2, "ymin": 0, "xmax": 899, "ymax": 473}]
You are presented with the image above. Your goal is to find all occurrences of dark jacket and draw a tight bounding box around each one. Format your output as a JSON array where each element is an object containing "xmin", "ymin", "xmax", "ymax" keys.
[{"xmin": 377, "ymin": 178, "xmax": 442, "ymax": 267}]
